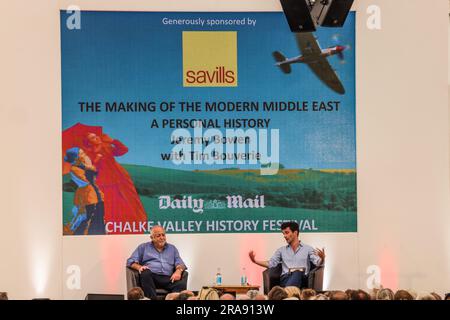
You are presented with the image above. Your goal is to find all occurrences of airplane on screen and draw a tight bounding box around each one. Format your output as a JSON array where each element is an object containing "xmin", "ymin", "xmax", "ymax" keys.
[{"xmin": 273, "ymin": 32, "xmax": 348, "ymax": 95}]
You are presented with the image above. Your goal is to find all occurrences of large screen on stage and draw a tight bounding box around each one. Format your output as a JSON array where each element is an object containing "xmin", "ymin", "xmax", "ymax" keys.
[{"xmin": 61, "ymin": 11, "xmax": 356, "ymax": 235}]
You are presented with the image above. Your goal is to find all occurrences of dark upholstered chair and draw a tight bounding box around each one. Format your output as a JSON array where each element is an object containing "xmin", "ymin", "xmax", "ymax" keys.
[
  {"xmin": 125, "ymin": 267, "xmax": 189, "ymax": 300},
  {"xmin": 262, "ymin": 263, "xmax": 324, "ymax": 294}
]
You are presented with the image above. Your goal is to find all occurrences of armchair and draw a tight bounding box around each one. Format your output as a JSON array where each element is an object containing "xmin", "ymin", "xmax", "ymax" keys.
[{"xmin": 125, "ymin": 266, "xmax": 189, "ymax": 300}]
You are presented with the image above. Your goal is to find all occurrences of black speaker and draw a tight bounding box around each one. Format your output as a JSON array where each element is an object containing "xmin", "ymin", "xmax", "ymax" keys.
[
  {"xmin": 311, "ymin": 0, "xmax": 354, "ymax": 27},
  {"xmin": 279, "ymin": 0, "xmax": 316, "ymax": 32},
  {"xmin": 85, "ymin": 293, "xmax": 124, "ymax": 300}
]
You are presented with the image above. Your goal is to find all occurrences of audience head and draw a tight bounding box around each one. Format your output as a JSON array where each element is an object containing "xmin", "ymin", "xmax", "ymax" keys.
[
  {"xmin": 254, "ymin": 294, "xmax": 268, "ymax": 300},
  {"xmin": 284, "ymin": 286, "xmax": 301, "ymax": 299},
  {"xmin": 394, "ymin": 290, "xmax": 414, "ymax": 300},
  {"xmin": 310, "ymin": 293, "xmax": 329, "ymax": 300},
  {"xmin": 165, "ymin": 292, "xmax": 180, "ymax": 300},
  {"xmin": 349, "ymin": 289, "xmax": 370, "ymax": 300},
  {"xmin": 345, "ymin": 289, "xmax": 355, "ymax": 298},
  {"xmin": 176, "ymin": 292, "xmax": 193, "ymax": 300},
  {"xmin": 0, "ymin": 292, "xmax": 8, "ymax": 300},
  {"xmin": 127, "ymin": 287, "xmax": 145, "ymax": 300},
  {"xmin": 198, "ymin": 287, "xmax": 220, "ymax": 300},
  {"xmin": 220, "ymin": 293, "xmax": 235, "ymax": 300},
  {"xmin": 416, "ymin": 293, "xmax": 436, "ymax": 300},
  {"xmin": 280, "ymin": 222, "xmax": 300, "ymax": 244},
  {"xmin": 150, "ymin": 225, "xmax": 166, "ymax": 250},
  {"xmin": 407, "ymin": 289, "xmax": 417, "ymax": 300},
  {"xmin": 445, "ymin": 293, "xmax": 450, "ymax": 300},
  {"xmin": 180, "ymin": 290, "xmax": 194, "ymax": 298},
  {"xmin": 246, "ymin": 289, "xmax": 259, "ymax": 300},
  {"xmin": 430, "ymin": 292, "xmax": 441, "ymax": 300},
  {"xmin": 369, "ymin": 288, "xmax": 380, "ymax": 300},
  {"xmin": 268, "ymin": 286, "xmax": 288, "ymax": 300},
  {"xmin": 376, "ymin": 288, "xmax": 395, "ymax": 300},
  {"xmin": 330, "ymin": 291, "xmax": 349, "ymax": 300},
  {"xmin": 300, "ymin": 288, "xmax": 316, "ymax": 300}
]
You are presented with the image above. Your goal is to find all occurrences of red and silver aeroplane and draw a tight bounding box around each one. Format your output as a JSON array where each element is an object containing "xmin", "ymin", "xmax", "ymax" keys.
[{"xmin": 273, "ymin": 32, "xmax": 348, "ymax": 94}]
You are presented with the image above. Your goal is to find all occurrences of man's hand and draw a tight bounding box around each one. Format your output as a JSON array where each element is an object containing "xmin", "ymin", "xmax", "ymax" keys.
[
  {"xmin": 138, "ymin": 265, "xmax": 149, "ymax": 274},
  {"xmin": 314, "ymin": 247, "xmax": 326, "ymax": 264},
  {"xmin": 248, "ymin": 250, "xmax": 256, "ymax": 263},
  {"xmin": 170, "ymin": 269, "xmax": 182, "ymax": 283}
]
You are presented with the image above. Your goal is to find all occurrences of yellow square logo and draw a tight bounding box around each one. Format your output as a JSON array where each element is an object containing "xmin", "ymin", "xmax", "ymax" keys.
[{"xmin": 183, "ymin": 31, "xmax": 237, "ymax": 87}]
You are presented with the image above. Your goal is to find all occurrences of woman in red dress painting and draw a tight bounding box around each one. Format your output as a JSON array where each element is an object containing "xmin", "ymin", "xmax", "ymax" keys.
[{"xmin": 84, "ymin": 132, "xmax": 147, "ymax": 234}]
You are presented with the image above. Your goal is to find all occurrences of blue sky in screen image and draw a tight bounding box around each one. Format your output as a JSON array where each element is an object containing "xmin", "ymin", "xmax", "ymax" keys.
[{"xmin": 61, "ymin": 11, "xmax": 355, "ymax": 170}]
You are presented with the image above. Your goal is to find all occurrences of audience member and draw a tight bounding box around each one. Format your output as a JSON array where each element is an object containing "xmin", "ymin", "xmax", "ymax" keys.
[
  {"xmin": 376, "ymin": 288, "xmax": 394, "ymax": 300},
  {"xmin": 349, "ymin": 289, "xmax": 370, "ymax": 300},
  {"xmin": 165, "ymin": 292, "xmax": 180, "ymax": 300},
  {"xmin": 310, "ymin": 294, "xmax": 329, "ymax": 300},
  {"xmin": 220, "ymin": 293, "xmax": 235, "ymax": 300},
  {"xmin": 430, "ymin": 292, "xmax": 442, "ymax": 300},
  {"xmin": 0, "ymin": 292, "xmax": 8, "ymax": 300},
  {"xmin": 268, "ymin": 286, "xmax": 288, "ymax": 300},
  {"xmin": 394, "ymin": 290, "xmax": 414, "ymax": 300},
  {"xmin": 198, "ymin": 287, "xmax": 220, "ymax": 300},
  {"xmin": 416, "ymin": 293, "xmax": 436, "ymax": 300},
  {"xmin": 330, "ymin": 291, "xmax": 349, "ymax": 300},
  {"xmin": 246, "ymin": 289, "xmax": 259, "ymax": 300},
  {"xmin": 284, "ymin": 286, "xmax": 301, "ymax": 299},
  {"xmin": 127, "ymin": 287, "xmax": 145, "ymax": 300},
  {"xmin": 175, "ymin": 292, "xmax": 193, "ymax": 300}
]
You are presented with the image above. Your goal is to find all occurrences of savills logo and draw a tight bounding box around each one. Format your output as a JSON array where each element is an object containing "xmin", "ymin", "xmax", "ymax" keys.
[{"xmin": 182, "ymin": 31, "xmax": 238, "ymax": 87}]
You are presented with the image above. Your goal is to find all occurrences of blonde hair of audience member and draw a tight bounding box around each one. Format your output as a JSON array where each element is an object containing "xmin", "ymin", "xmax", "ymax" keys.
[
  {"xmin": 300, "ymin": 288, "xmax": 317, "ymax": 300},
  {"xmin": 376, "ymin": 288, "xmax": 394, "ymax": 300},
  {"xmin": 165, "ymin": 292, "xmax": 180, "ymax": 300},
  {"xmin": 284, "ymin": 286, "xmax": 301, "ymax": 299},
  {"xmin": 198, "ymin": 287, "xmax": 220, "ymax": 300},
  {"xmin": 268, "ymin": 286, "xmax": 288, "ymax": 300}
]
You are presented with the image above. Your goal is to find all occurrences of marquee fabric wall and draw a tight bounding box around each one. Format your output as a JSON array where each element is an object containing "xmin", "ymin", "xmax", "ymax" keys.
[{"xmin": 0, "ymin": 0, "xmax": 449, "ymax": 299}]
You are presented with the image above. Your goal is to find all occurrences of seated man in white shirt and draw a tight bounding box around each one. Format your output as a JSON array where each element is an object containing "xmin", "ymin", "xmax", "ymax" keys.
[{"xmin": 249, "ymin": 221, "xmax": 325, "ymax": 288}]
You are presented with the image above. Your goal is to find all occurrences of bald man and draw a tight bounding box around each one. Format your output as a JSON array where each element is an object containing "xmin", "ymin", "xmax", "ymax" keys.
[{"xmin": 127, "ymin": 225, "xmax": 187, "ymax": 299}]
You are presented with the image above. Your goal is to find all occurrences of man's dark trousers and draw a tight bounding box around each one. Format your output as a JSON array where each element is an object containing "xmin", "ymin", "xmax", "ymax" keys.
[
  {"xmin": 139, "ymin": 269, "xmax": 187, "ymax": 299},
  {"xmin": 280, "ymin": 270, "xmax": 308, "ymax": 289}
]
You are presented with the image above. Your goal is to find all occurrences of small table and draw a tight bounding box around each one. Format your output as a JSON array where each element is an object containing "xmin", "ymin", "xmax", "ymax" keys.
[{"xmin": 212, "ymin": 285, "xmax": 260, "ymax": 295}]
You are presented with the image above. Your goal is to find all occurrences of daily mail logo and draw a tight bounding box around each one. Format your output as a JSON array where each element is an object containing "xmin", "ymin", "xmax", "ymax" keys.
[{"xmin": 182, "ymin": 31, "xmax": 238, "ymax": 87}]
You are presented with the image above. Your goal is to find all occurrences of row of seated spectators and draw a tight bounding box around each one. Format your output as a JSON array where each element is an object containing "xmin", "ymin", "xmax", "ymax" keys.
[{"xmin": 127, "ymin": 287, "xmax": 450, "ymax": 301}]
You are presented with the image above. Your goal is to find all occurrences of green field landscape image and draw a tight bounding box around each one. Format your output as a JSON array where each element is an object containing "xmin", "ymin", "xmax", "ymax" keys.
[{"xmin": 63, "ymin": 164, "xmax": 357, "ymax": 233}]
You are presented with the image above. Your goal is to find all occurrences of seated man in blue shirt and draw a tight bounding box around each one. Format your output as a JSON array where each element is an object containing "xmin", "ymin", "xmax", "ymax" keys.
[
  {"xmin": 249, "ymin": 221, "xmax": 325, "ymax": 289},
  {"xmin": 126, "ymin": 225, "xmax": 187, "ymax": 299}
]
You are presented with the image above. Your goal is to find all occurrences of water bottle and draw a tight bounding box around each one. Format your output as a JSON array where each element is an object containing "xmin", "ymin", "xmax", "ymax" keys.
[
  {"xmin": 215, "ymin": 268, "xmax": 222, "ymax": 285},
  {"xmin": 240, "ymin": 268, "xmax": 247, "ymax": 286}
]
